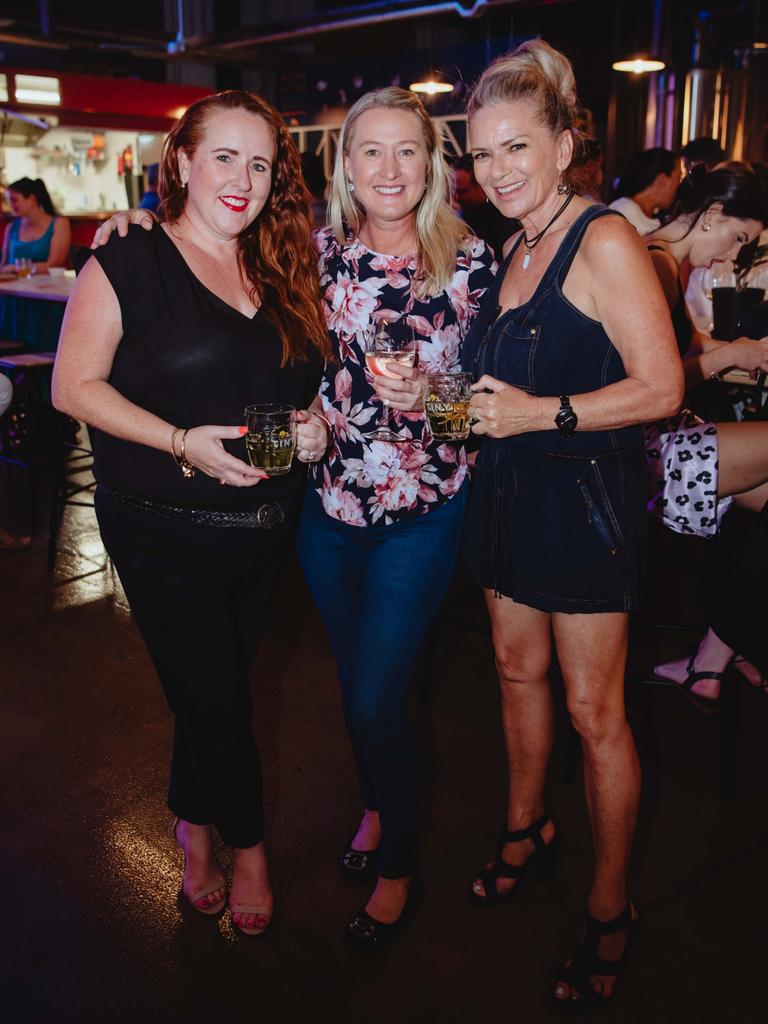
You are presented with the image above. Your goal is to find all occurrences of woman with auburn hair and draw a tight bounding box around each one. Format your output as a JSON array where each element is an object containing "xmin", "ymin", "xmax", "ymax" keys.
[
  {"xmin": 296, "ymin": 86, "xmax": 495, "ymax": 948},
  {"xmin": 461, "ymin": 39, "xmax": 682, "ymax": 1009},
  {"xmin": 53, "ymin": 90, "xmax": 331, "ymax": 936}
]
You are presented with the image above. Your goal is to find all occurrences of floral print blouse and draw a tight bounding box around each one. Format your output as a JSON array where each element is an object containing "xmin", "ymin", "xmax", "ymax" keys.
[{"xmin": 310, "ymin": 226, "xmax": 497, "ymax": 527}]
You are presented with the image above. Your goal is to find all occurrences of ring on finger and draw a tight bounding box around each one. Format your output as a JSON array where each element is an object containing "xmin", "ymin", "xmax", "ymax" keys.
[{"xmin": 219, "ymin": 478, "xmax": 228, "ymax": 485}]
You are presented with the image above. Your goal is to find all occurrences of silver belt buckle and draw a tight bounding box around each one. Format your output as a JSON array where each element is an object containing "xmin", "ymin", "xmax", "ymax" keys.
[{"xmin": 257, "ymin": 502, "xmax": 284, "ymax": 529}]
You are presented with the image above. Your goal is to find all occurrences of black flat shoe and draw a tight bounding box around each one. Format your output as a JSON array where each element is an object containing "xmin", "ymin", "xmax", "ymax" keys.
[
  {"xmin": 345, "ymin": 879, "xmax": 424, "ymax": 951},
  {"xmin": 469, "ymin": 811, "xmax": 557, "ymax": 905},
  {"xmin": 338, "ymin": 842, "xmax": 378, "ymax": 879},
  {"xmin": 553, "ymin": 903, "xmax": 639, "ymax": 1013}
]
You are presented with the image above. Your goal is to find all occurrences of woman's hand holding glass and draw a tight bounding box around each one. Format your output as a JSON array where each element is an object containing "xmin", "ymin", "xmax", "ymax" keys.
[
  {"xmin": 369, "ymin": 361, "xmax": 426, "ymax": 412},
  {"xmin": 183, "ymin": 424, "xmax": 268, "ymax": 485},
  {"xmin": 469, "ymin": 374, "xmax": 538, "ymax": 438},
  {"xmin": 296, "ymin": 410, "xmax": 330, "ymax": 463},
  {"xmin": 91, "ymin": 209, "xmax": 156, "ymax": 248}
]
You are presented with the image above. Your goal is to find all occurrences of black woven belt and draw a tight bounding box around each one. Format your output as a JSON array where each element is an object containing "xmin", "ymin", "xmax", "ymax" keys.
[{"xmin": 99, "ymin": 485, "xmax": 289, "ymax": 529}]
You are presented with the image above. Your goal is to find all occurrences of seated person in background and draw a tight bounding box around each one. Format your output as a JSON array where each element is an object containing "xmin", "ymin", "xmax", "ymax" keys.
[
  {"xmin": 682, "ymin": 137, "xmax": 727, "ymax": 175},
  {"xmin": 138, "ymin": 163, "xmax": 160, "ymax": 213},
  {"xmin": 450, "ymin": 153, "xmax": 514, "ymax": 258},
  {"xmin": 608, "ymin": 148, "xmax": 681, "ymax": 235},
  {"xmin": 643, "ymin": 167, "xmax": 768, "ymax": 542},
  {"xmin": 1, "ymin": 177, "xmax": 71, "ymax": 273},
  {"xmin": 0, "ymin": 178, "xmax": 72, "ymax": 351}
]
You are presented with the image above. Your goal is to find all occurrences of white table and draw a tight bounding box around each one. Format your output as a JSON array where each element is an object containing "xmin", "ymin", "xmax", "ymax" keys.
[{"xmin": 0, "ymin": 270, "xmax": 76, "ymax": 304}]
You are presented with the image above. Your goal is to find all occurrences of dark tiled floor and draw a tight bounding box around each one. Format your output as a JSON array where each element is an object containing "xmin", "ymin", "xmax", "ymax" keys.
[{"xmin": 1, "ymin": 499, "xmax": 766, "ymax": 1023}]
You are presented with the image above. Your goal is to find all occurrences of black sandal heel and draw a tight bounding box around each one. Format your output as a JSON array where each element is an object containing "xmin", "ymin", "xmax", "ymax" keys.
[
  {"xmin": 469, "ymin": 811, "xmax": 557, "ymax": 905},
  {"xmin": 553, "ymin": 903, "xmax": 638, "ymax": 1012},
  {"xmin": 649, "ymin": 654, "xmax": 721, "ymax": 715}
]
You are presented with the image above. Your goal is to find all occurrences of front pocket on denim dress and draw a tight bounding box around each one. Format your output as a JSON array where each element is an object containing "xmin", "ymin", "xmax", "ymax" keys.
[{"xmin": 492, "ymin": 322, "xmax": 541, "ymax": 393}]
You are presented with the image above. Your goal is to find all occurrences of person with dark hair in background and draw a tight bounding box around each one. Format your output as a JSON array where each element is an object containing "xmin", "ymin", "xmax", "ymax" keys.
[
  {"xmin": 451, "ymin": 152, "xmax": 515, "ymax": 258},
  {"xmin": 138, "ymin": 162, "xmax": 160, "ymax": 212},
  {"xmin": 682, "ymin": 137, "xmax": 727, "ymax": 175},
  {"xmin": 1, "ymin": 177, "xmax": 71, "ymax": 274},
  {"xmin": 0, "ymin": 177, "xmax": 72, "ymax": 351},
  {"xmin": 642, "ymin": 167, "xmax": 768, "ymax": 710},
  {"xmin": 608, "ymin": 148, "xmax": 682, "ymax": 234}
]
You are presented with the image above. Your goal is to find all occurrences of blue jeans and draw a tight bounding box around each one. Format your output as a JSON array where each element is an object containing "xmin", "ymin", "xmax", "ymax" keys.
[{"xmin": 296, "ymin": 483, "xmax": 467, "ymax": 877}]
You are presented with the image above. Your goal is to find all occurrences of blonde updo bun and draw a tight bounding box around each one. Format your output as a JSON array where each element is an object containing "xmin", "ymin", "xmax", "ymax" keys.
[{"xmin": 468, "ymin": 38, "xmax": 579, "ymax": 140}]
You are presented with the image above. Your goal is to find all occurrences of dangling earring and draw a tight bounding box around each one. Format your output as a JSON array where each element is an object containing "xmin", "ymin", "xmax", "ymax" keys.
[
  {"xmin": 702, "ymin": 221, "xmax": 711, "ymax": 232},
  {"xmin": 557, "ymin": 181, "xmax": 569, "ymax": 195},
  {"xmin": 348, "ymin": 180, "xmax": 355, "ymax": 193}
]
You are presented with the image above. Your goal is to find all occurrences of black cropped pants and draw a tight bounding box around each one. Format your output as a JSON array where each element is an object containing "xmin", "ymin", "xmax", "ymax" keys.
[{"xmin": 95, "ymin": 487, "xmax": 292, "ymax": 848}]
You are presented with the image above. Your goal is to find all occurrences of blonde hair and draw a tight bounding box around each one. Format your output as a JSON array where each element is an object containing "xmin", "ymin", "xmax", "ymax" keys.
[
  {"xmin": 467, "ymin": 39, "xmax": 582, "ymax": 188},
  {"xmin": 328, "ymin": 87, "xmax": 470, "ymax": 298}
]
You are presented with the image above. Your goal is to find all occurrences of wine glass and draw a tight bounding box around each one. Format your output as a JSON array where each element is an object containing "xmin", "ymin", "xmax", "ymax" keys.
[{"xmin": 363, "ymin": 323, "xmax": 417, "ymax": 444}]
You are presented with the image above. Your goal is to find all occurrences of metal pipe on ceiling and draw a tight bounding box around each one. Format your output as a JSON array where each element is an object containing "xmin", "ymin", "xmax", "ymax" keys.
[{"xmin": 217, "ymin": 0, "xmax": 518, "ymax": 50}]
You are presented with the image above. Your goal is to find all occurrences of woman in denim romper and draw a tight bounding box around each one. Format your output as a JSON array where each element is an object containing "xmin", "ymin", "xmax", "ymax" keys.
[{"xmin": 461, "ymin": 40, "xmax": 683, "ymax": 1010}]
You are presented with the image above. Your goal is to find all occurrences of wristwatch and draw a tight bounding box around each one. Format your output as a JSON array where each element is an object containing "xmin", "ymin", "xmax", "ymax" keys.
[{"xmin": 555, "ymin": 395, "xmax": 578, "ymax": 438}]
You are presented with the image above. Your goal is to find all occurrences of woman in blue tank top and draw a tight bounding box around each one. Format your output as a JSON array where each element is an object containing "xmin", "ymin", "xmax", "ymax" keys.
[
  {"xmin": 1, "ymin": 178, "xmax": 71, "ymax": 351},
  {"xmin": 461, "ymin": 41, "xmax": 683, "ymax": 1010},
  {"xmin": 1, "ymin": 177, "xmax": 70, "ymax": 272}
]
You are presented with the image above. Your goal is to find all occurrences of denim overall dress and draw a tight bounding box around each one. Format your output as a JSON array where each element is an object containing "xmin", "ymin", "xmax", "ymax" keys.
[{"xmin": 462, "ymin": 205, "xmax": 646, "ymax": 613}]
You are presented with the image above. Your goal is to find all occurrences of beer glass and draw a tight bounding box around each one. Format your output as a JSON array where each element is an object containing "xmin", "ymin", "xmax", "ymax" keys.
[
  {"xmin": 425, "ymin": 372, "xmax": 473, "ymax": 440},
  {"xmin": 244, "ymin": 403, "xmax": 297, "ymax": 475}
]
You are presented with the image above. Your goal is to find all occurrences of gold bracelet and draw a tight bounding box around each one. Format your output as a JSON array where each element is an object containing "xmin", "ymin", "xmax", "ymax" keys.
[
  {"xmin": 171, "ymin": 427, "xmax": 196, "ymax": 478},
  {"xmin": 170, "ymin": 427, "xmax": 182, "ymax": 461}
]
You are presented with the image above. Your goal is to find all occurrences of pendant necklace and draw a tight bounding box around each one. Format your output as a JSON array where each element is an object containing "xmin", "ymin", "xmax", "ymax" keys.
[{"xmin": 521, "ymin": 190, "xmax": 575, "ymax": 270}]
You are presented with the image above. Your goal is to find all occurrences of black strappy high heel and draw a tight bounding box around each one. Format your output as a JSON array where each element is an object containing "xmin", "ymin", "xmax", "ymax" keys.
[
  {"xmin": 468, "ymin": 811, "xmax": 557, "ymax": 905},
  {"xmin": 553, "ymin": 903, "xmax": 639, "ymax": 1012}
]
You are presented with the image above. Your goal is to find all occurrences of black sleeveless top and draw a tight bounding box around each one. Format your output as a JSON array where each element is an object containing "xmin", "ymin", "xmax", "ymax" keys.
[
  {"xmin": 92, "ymin": 225, "xmax": 323, "ymax": 510},
  {"xmin": 647, "ymin": 244, "xmax": 693, "ymax": 356},
  {"xmin": 463, "ymin": 204, "xmax": 643, "ymax": 455}
]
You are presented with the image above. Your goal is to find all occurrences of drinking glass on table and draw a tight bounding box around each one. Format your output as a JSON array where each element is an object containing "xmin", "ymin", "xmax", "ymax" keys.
[
  {"xmin": 244, "ymin": 403, "xmax": 297, "ymax": 475},
  {"xmin": 425, "ymin": 372, "xmax": 473, "ymax": 440},
  {"xmin": 364, "ymin": 325, "xmax": 417, "ymax": 443},
  {"xmin": 14, "ymin": 258, "xmax": 33, "ymax": 278}
]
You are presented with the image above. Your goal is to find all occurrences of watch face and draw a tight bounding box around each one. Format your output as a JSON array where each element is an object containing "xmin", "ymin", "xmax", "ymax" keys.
[{"xmin": 555, "ymin": 407, "xmax": 577, "ymax": 435}]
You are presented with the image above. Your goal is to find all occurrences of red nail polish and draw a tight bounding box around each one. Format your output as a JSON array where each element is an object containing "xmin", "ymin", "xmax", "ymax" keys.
[{"xmin": 238, "ymin": 426, "xmax": 248, "ymax": 435}]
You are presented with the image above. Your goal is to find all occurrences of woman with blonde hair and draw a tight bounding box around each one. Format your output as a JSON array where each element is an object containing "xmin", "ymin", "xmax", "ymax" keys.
[
  {"xmin": 296, "ymin": 86, "xmax": 495, "ymax": 948},
  {"xmin": 461, "ymin": 40, "xmax": 682, "ymax": 1008}
]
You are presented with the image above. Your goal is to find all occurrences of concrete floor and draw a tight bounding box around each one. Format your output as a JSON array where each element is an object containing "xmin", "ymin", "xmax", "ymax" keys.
[{"xmin": 1, "ymin": 495, "xmax": 766, "ymax": 1024}]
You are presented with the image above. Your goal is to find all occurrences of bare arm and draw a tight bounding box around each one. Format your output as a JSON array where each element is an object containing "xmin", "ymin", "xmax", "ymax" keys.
[
  {"xmin": 52, "ymin": 256, "xmax": 266, "ymax": 486},
  {"xmin": 39, "ymin": 216, "xmax": 72, "ymax": 271},
  {"xmin": 471, "ymin": 216, "xmax": 683, "ymax": 437},
  {"xmin": 1, "ymin": 225, "xmax": 10, "ymax": 269},
  {"xmin": 647, "ymin": 248, "xmax": 768, "ymax": 384}
]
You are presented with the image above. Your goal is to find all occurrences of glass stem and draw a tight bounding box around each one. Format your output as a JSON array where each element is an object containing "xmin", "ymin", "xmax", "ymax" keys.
[{"xmin": 379, "ymin": 398, "xmax": 391, "ymax": 429}]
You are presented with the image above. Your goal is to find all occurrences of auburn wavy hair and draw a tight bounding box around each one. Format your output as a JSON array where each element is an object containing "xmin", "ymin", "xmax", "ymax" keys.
[{"xmin": 159, "ymin": 90, "xmax": 330, "ymax": 365}]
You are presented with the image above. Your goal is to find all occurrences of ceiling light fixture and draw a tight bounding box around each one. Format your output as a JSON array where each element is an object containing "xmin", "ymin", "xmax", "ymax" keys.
[
  {"xmin": 409, "ymin": 78, "xmax": 453, "ymax": 95},
  {"xmin": 612, "ymin": 58, "xmax": 666, "ymax": 74}
]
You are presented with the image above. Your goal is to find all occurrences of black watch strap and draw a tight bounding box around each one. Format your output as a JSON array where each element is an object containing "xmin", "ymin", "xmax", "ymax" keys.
[{"xmin": 555, "ymin": 395, "xmax": 578, "ymax": 438}]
